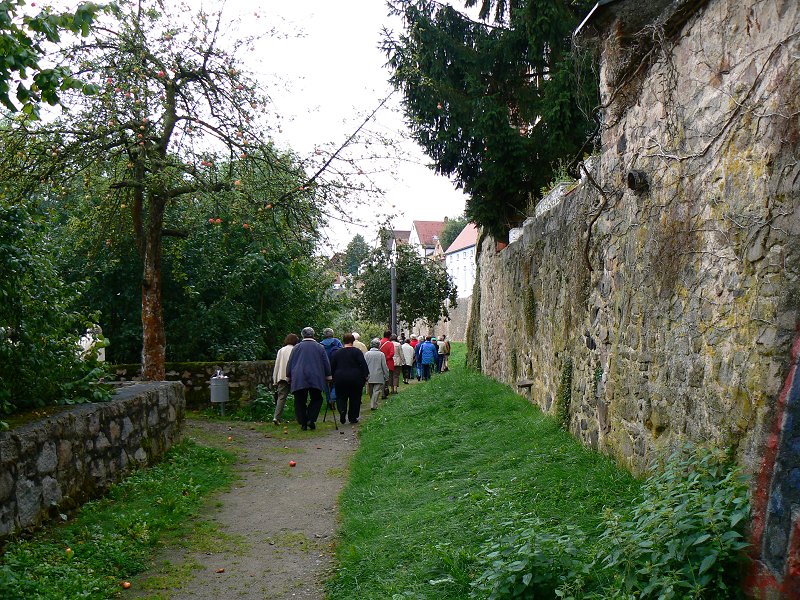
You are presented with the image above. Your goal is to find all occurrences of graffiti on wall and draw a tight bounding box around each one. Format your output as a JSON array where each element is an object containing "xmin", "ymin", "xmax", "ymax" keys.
[{"xmin": 748, "ymin": 329, "xmax": 800, "ymax": 598}]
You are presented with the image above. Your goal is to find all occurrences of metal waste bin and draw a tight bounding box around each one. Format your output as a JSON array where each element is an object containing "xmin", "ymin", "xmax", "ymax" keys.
[{"xmin": 210, "ymin": 370, "xmax": 229, "ymax": 415}]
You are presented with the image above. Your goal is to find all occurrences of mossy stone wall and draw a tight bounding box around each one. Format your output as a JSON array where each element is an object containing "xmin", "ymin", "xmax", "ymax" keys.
[
  {"xmin": 113, "ymin": 360, "xmax": 274, "ymax": 407},
  {"xmin": 472, "ymin": 0, "xmax": 800, "ymax": 475}
]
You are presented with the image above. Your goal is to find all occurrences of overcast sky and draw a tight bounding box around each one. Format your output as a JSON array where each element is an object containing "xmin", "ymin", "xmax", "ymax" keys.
[{"xmin": 220, "ymin": 0, "xmax": 469, "ymax": 252}]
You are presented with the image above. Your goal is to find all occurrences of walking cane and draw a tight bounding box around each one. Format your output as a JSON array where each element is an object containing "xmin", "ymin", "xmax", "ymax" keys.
[{"xmin": 322, "ymin": 382, "xmax": 338, "ymax": 430}]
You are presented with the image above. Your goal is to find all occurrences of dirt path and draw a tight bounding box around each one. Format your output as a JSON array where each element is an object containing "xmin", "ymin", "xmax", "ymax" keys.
[{"xmin": 133, "ymin": 410, "xmax": 362, "ymax": 600}]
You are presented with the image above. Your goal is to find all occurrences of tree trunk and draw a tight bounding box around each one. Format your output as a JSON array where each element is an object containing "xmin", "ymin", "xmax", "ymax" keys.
[{"xmin": 141, "ymin": 199, "xmax": 166, "ymax": 380}]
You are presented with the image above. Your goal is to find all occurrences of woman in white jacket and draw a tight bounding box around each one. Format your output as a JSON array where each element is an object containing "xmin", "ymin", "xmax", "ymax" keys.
[{"xmin": 272, "ymin": 333, "xmax": 299, "ymax": 424}]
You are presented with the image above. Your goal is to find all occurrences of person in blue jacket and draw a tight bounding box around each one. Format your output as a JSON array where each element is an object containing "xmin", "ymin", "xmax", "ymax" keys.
[
  {"xmin": 286, "ymin": 327, "xmax": 332, "ymax": 430},
  {"xmin": 320, "ymin": 328, "xmax": 343, "ymax": 408},
  {"xmin": 419, "ymin": 336, "xmax": 438, "ymax": 381}
]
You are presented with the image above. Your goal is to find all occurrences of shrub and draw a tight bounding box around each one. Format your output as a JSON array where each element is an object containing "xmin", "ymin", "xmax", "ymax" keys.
[
  {"xmin": 588, "ymin": 444, "xmax": 750, "ymax": 599},
  {"xmin": 471, "ymin": 518, "xmax": 587, "ymax": 599},
  {"xmin": 471, "ymin": 444, "xmax": 751, "ymax": 600},
  {"xmin": 202, "ymin": 384, "xmax": 295, "ymax": 422},
  {"xmin": 0, "ymin": 199, "xmax": 108, "ymax": 421}
]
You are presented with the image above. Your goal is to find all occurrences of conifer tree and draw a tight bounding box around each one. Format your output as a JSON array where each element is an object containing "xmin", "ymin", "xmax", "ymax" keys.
[{"xmin": 384, "ymin": 0, "xmax": 597, "ymax": 239}]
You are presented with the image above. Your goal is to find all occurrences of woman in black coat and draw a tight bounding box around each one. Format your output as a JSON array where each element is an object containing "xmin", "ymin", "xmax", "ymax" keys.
[{"xmin": 330, "ymin": 333, "xmax": 369, "ymax": 424}]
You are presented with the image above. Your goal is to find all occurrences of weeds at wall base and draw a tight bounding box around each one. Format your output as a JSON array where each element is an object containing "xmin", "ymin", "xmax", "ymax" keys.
[{"xmin": 0, "ymin": 440, "xmax": 235, "ymax": 599}]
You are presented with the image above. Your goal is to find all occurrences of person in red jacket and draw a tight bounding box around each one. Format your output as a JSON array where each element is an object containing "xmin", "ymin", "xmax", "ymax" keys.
[{"xmin": 379, "ymin": 330, "xmax": 394, "ymax": 398}]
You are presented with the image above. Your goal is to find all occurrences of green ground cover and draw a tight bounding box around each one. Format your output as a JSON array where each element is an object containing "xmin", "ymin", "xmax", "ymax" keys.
[
  {"xmin": 329, "ymin": 344, "xmax": 749, "ymax": 599},
  {"xmin": 0, "ymin": 440, "xmax": 235, "ymax": 599},
  {"xmin": 328, "ymin": 344, "xmax": 640, "ymax": 599}
]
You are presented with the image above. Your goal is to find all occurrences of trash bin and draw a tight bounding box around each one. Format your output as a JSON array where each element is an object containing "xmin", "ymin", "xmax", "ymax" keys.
[{"xmin": 210, "ymin": 370, "xmax": 229, "ymax": 415}]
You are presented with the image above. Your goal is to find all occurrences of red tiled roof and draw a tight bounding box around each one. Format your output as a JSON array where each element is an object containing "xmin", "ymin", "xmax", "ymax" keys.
[
  {"xmin": 412, "ymin": 220, "xmax": 446, "ymax": 248},
  {"xmin": 444, "ymin": 223, "xmax": 478, "ymax": 254}
]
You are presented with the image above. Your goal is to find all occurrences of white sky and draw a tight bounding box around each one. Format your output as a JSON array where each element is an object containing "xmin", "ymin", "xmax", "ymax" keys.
[
  {"xmin": 220, "ymin": 0, "xmax": 469, "ymax": 252},
  {"xmin": 43, "ymin": 0, "xmax": 469, "ymax": 252}
]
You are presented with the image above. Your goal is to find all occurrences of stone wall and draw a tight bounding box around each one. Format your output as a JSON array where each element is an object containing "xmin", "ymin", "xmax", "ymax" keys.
[
  {"xmin": 471, "ymin": 0, "xmax": 800, "ymax": 476},
  {"xmin": 0, "ymin": 382, "xmax": 184, "ymax": 542},
  {"xmin": 113, "ymin": 360, "xmax": 274, "ymax": 406},
  {"xmin": 470, "ymin": 6, "xmax": 800, "ymax": 592},
  {"xmin": 439, "ymin": 296, "xmax": 472, "ymax": 343}
]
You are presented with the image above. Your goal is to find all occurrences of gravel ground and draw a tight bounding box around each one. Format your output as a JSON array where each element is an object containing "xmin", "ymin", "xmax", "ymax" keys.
[{"xmin": 131, "ymin": 409, "xmax": 362, "ymax": 600}]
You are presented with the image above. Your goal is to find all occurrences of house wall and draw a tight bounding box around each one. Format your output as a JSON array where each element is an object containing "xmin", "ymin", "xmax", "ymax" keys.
[{"xmin": 445, "ymin": 246, "xmax": 477, "ymax": 301}]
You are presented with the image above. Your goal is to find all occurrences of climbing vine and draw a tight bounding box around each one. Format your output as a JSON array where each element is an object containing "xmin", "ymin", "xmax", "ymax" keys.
[{"xmin": 555, "ymin": 357, "xmax": 573, "ymax": 431}]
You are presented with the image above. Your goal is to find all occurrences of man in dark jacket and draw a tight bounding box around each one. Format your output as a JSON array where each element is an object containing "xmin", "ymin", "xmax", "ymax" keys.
[{"xmin": 286, "ymin": 327, "xmax": 332, "ymax": 430}]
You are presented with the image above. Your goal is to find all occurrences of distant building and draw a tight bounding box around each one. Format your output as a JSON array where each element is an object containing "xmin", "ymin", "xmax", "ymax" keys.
[
  {"xmin": 409, "ymin": 220, "xmax": 446, "ymax": 258},
  {"xmin": 383, "ymin": 229, "xmax": 410, "ymax": 256},
  {"xmin": 326, "ymin": 252, "xmax": 347, "ymax": 290},
  {"xmin": 444, "ymin": 223, "xmax": 478, "ymax": 299}
]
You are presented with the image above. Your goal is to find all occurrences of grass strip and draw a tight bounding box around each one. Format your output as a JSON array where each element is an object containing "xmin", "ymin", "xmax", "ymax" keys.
[
  {"xmin": 328, "ymin": 344, "xmax": 640, "ymax": 599},
  {"xmin": 0, "ymin": 439, "xmax": 235, "ymax": 599}
]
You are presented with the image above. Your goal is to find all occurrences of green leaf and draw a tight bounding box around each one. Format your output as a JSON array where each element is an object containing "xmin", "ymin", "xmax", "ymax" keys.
[{"xmin": 698, "ymin": 552, "xmax": 717, "ymax": 574}]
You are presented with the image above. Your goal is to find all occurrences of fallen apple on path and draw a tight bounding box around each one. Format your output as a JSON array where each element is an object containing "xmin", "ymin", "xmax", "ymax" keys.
[{"xmin": 289, "ymin": 460, "xmax": 297, "ymax": 467}]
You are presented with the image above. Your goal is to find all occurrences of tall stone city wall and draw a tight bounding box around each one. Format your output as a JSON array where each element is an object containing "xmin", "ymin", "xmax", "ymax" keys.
[
  {"xmin": 441, "ymin": 296, "xmax": 472, "ymax": 343},
  {"xmin": 0, "ymin": 382, "xmax": 184, "ymax": 542},
  {"xmin": 474, "ymin": 0, "xmax": 799, "ymax": 473},
  {"xmin": 471, "ymin": 0, "xmax": 800, "ymax": 593}
]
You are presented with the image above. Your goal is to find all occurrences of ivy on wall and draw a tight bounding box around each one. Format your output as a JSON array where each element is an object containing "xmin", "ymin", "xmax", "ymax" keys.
[{"xmin": 556, "ymin": 357, "xmax": 573, "ymax": 431}]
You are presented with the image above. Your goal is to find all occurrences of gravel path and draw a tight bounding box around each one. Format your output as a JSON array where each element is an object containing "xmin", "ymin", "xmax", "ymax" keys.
[{"xmin": 133, "ymin": 410, "xmax": 362, "ymax": 600}]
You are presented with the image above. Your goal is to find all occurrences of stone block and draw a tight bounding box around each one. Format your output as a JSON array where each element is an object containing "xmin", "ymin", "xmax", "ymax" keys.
[
  {"xmin": 94, "ymin": 433, "xmax": 111, "ymax": 453},
  {"xmin": 16, "ymin": 432, "xmax": 35, "ymax": 457},
  {"xmin": 0, "ymin": 471, "xmax": 13, "ymax": 502},
  {"xmin": 15, "ymin": 479, "xmax": 41, "ymax": 527},
  {"xmin": 57, "ymin": 440, "xmax": 72, "ymax": 470},
  {"xmin": 0, "ymin": 435, "xmax": 17, "ymax": 465},
  {"xmin": 121, "ymin": 417, "xmax": 134, "ymax": 441},
  {"xmin": 41, "ymin": 476, "xmax": 62, "ymax": 507},
  {"xmin": 36, "ymin": 442, "xmax": 57, "ymax": 475},
  {"xmin": 108, "ymin": 421, "xmax": 120, "ymax": 444},
  {"xmin": 87, "ymin": 413, "xmax": 100, "ymax": 435},
  {"xmin": 90, "ymin": 460, "xmax": 107, "ymax": 481},
  {"xmin": 134, "ymin": 448, "xmax": 147, "ymax": 464}
]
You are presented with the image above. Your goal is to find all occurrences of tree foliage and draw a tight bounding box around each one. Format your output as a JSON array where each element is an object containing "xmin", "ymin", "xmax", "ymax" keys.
[
  {"xmin": 1, "ymin": 0, "xmax": 343, "ymax": 378},
  {"xmin": 383, "ymin": 0, "xmax": 598, "ymax": 239},
  {"xmin": 0, "ymin": 197, "xmax": 106, "ymax": 418},
  {"xmin": 46, "ymin": 145, "xmax": 334, "ymax": 363},
  {"xmin": 355, "ymin": 242, "xmax": 457, "ymax": 327},
  {"xmin": 0, "ymin": 0, "xmax": 103, "ymax": 117},
  {"xmin": 343, "ymin": 233, "xmax": 371, "ymax": 275},
  {"xmin": 439, "ymin": 214, "xmax": 469, "ymax": 251}
]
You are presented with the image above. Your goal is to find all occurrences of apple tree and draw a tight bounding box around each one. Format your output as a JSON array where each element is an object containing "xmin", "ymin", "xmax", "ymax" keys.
[
  {"xmin": 2, "ymin": 0, "xmax": 353, "ymax": 379},
  {"xmin": 0, "ymin": 0, "xmax": 103, "ymax": 117}
]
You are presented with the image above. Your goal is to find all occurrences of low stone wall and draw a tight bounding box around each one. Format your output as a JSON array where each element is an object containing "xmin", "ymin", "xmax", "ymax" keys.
[
  {"xmin": 113, "ymin": 361, "xmax": 274, "ymax": 406},
  {"xmin": 0, "ymin": 382, "xmax": 184, "ymax": 542}
]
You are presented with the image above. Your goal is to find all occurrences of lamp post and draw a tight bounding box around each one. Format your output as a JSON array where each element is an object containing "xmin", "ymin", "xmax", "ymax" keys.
[{"xmin": 390, "ymin": 254, "xmax": 398, "ymax": 335}]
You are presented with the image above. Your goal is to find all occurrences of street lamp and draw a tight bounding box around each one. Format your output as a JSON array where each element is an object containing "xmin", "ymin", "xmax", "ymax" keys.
[{"xmin": 390, "ymin": 243, "xmax": 398, "ymax": 335}]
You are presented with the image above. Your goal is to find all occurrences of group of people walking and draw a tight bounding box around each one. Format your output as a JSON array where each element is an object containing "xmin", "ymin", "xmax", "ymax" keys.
[{"xmin": 270, "ymin": 327, "xmax": 451, "ymax": 430}]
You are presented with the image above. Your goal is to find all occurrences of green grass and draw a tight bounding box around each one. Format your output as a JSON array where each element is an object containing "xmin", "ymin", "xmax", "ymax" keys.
[
  {"xmin": 328, "ymin": 344, "xmax": 640, "ymax": 599},
  {"xmin": 0, "ymin": 440, "xmax": 235, "ymax": 599}
]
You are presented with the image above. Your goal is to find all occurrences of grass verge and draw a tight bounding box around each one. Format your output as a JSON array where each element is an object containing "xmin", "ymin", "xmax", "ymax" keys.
[
  {"xmin": 0, "ymin": 439, "xmax": 235, "ymax": 599},
  {"xmin": 328, "ymin": 344, "xmax": 640, "ymax": 599}
]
